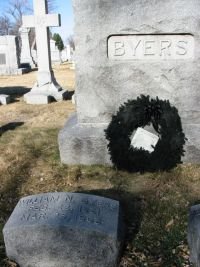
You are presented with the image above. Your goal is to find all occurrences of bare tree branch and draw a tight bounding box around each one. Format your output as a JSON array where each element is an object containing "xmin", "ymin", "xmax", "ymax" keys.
[
  {"xmin": 6, "ymin": 0, "xmax": 31, "ymax": 35},
  {"xmin": 0, "ymin": 15, "xmax": 13, "ymax": 35},
  {"xmin": 0, "ymin": 0, "xmax": 56, "ymax": 36}
]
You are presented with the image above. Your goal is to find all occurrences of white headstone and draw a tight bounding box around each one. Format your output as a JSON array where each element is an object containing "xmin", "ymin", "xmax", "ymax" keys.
[
  {"xmin": 0, "ymin": 36, "xmax": 25, "ymax": 75},
  {"xmin": 50, "ymin": 39, "xmax": 61, "ymax": 63},
  {"xmin": 22, "ymin": 0, "xmax": 67, "ymax": 104},
  {"xmin": 0, "ymin": 94, "xmax": 10, "ymax": 105},
  {"xmin": 3, "ymin": 192, "xmax": 124, "ymax": 267},
  {"xmin": 131, "ymin": 128, "xmax": 159, "ymax": 153}
]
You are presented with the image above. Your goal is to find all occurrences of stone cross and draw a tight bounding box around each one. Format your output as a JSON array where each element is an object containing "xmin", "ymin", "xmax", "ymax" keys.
[
  {"xmin": 23, "ymin": 0, "xmax": 60, "ymax": 85},
  {"xmin": 22, "ymin": 0, "xmax": 67, "ymax": 104}
]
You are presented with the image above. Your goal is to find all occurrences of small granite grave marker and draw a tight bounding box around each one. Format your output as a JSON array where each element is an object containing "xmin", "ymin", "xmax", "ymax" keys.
[{"xmin": 3, "ymin": 192, "xmax": 123, "ymax": 267}]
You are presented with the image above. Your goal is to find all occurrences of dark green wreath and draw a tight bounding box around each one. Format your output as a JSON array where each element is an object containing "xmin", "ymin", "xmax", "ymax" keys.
[{"xmin": 105, "ymin": 95, "xmax": 186, "ymax": 172}]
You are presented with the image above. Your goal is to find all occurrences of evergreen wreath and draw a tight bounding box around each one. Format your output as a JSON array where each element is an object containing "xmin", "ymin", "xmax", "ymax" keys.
[{"xmin": 105, "ymin": 95, "xmax": 186, "ymax": 172}]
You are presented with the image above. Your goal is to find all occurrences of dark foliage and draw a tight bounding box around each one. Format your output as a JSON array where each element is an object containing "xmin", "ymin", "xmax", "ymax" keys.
[
  {"xmin": 52, "ymin": 33, "xmax": 64, "ymax": 51},
  {"xmin": 105, "ymin": 95, "xmax": 186, "ymax": 172}
]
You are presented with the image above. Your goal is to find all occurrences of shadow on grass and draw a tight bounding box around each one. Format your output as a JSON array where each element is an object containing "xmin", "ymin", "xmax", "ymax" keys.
[
  {"xmin": 65, "ymin": 90, "xmax": 75, "ymax": 100},
  {"xmin": 0, "ymin": 122, "xmax": 24, "ymax": 137},
  {"xmin": 0, "ymin": 86, "xmax": 31, "ymax": 102},
  {"xmin": 0, "ymin": 168, "xmax": 29, "ymax": 267},
  {"xmin": 0, "ymin": 135, "xmax": 32, "ymax": 266}
]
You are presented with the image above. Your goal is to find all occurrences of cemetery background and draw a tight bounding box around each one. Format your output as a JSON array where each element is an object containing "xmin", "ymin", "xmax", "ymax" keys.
[{"xmin": 0, "ymin": 63, "xmax": 198, "ymax": 266}]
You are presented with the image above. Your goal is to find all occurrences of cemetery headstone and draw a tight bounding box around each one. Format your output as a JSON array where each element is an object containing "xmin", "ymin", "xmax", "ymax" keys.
[
  {"xmin": 50, "ymin": 39, "xmax": 61, "ymax": 63},
  {"xmin": 0, "ymin": 36, "xmax": 26, "ymax": 75},
  {"xmin": 22, "ymin": 0, "xmax": 67, "ymax": 104},
  {"xmin": 0, "ymin": 94, "xmax": 10, "ymax": 105},
  {"xmin": 19, "ymin": 27, "xmax": 36, "ymax": 68},
  {"xmin": 59, "ymin": 0, "xmax": 200, "ymax": 165},
  {"xmin": 3, "ymin": 192, "xmax": 124, "ymax": 267},
  {"xmin": 188, "ymin": 204, "xmax": 200, "ymax": 266}
]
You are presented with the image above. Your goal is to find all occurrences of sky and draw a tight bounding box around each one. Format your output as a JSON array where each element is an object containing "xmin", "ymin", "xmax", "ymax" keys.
[{"xmin": 0, "ymin": 0, "xmax": 74, "ymax": 44}]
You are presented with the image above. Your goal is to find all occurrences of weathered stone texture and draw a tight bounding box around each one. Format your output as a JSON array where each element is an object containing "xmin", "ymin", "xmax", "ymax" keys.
[
  {"xmin": 3, "ymin": 192, "xmax": 123, "ymax": 267},
  {"xmin": 59, "ymin": 0, "xmax": 200, "ymax": 164}
]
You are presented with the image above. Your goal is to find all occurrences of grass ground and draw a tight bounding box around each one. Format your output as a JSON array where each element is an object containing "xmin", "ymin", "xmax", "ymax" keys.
[{"xmin": 0, "ymin": 63, "xmax": 198, "ymax": 266}]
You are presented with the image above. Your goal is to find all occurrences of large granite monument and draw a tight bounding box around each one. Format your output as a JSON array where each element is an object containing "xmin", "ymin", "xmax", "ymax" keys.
[
  {"xmin": 22, "ymin": 0, "xmax": 67, "ymax": 104},
  {"xmin": 3, "ymin": 192, "xmax": 123, "ymax": 267},
  {"xmin": 59, "ymin": 0, "xmax": 200, "ymax": 165}
]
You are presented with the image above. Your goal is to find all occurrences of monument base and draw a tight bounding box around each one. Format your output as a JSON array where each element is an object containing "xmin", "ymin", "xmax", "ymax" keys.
[
  {"xmin": 24, "ymin": 82, "xmax": 68, "ymax": 104},
  {"xmin": 58, "ymin": 114, "xmax": 200, "ymax": 166},
  {"xmin": 58, "ymin": 113, "xmax": 112, "ymax": 165}
]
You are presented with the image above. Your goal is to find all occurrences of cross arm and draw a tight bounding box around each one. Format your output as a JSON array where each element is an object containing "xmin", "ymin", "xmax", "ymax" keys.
[
  {"xmin": 45, "ymin": 14, "xmax": 61, "ymax": 27},
  {"xmin": 22, "ymin": 14, "xmax": 61, "ymax": 28}
]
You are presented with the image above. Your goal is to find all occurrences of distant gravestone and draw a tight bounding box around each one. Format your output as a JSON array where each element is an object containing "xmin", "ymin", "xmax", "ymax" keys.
[
  {"xmin": 59, "ymin": 0, "xmax": 200, "ymax": 165},
  {"xmin": 3, "ymin": 192, "xmax": 123, "ymax": 267},
  {"xmin": 188, "ymin": 204, "xmax": 200, "ymax": 267},
  {"xmin": 19, "ymin": 27, "xmax": 36, "ymax": 68},
  {"xmin": 50, "ymin": 41, "xmax": 72, "ymax": 63},
  {"xmin": 0, "ymin": 95, "xmax": 10, "ymax": 105},
  {"xmin": 0, "ymin": 36, "xmax": 26, "ymax": 75},
  {"xmin": 22, "ymin": 0, "xmax": 67, "ymax": 104},
  {"xmin": 50, "ymin": 39, "xmax": 61, "ymax": 63}
]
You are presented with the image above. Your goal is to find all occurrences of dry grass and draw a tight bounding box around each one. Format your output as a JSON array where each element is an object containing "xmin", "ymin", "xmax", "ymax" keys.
[{"xmin": 0, "ymin": 63, "xmax": 199, "ymax": 266}]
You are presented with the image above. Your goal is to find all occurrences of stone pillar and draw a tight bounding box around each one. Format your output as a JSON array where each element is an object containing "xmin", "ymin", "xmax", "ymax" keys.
[{"xmin": 19, "ymin": 27, "xmax": 36, "ymax": 68}]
